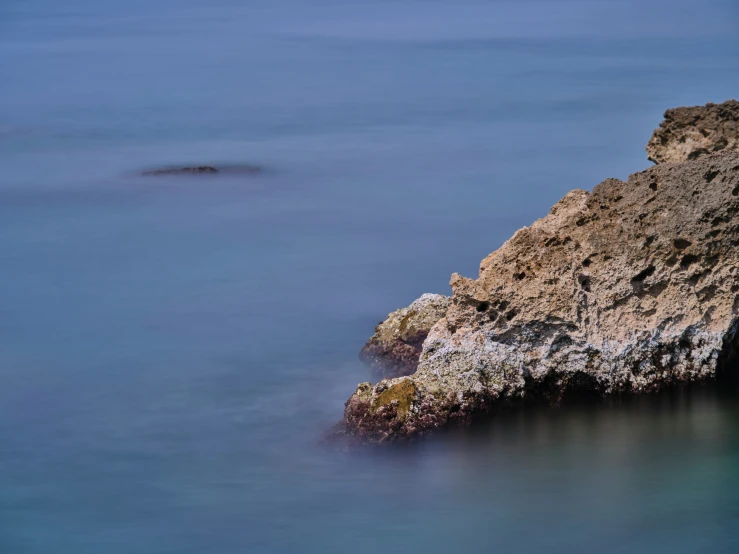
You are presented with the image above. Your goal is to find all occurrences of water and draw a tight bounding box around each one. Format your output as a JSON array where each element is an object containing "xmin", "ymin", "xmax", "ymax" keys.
[{"xmin": 2, "ymin": 0, "xmax": 739, "ymax": 552}]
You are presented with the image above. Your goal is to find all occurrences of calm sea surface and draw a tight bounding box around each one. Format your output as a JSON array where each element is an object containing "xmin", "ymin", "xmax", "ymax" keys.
[{"xmin": 2, "ymin": 1, "xmax": 739, "ymax": 552}]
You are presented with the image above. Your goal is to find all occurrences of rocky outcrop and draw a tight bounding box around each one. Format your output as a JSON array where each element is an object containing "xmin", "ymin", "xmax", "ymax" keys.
[
  {"xmin": 359, "ymin": 294, "xmax": 450, "ymax": 378},
  {"xmin": 343, "ymin": 152, "xmax": 739, "ymax": 443},
  {"xmin": 646, "ymin": 100, "xmax": 739, "ymax": 164}
]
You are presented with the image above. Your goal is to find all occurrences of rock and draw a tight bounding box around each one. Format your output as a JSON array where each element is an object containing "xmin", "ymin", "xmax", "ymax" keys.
[
  {"xmin": 359, "ymin": 294, "xmax": 451, "ymax": 379},
  {"xmin": 143, "ymin": 166, "xmax": 220, "ymax": 176},
  {"xmin": 646, "ymin": 100, "xmax": 739, "ymax": 164},
  {"xmin": 342, "ymin": 152, "xmax": 739, "ymax": 443},
  {"xmin": 141, "ymin": 165, "xmax": 261, "ymax": 176}
]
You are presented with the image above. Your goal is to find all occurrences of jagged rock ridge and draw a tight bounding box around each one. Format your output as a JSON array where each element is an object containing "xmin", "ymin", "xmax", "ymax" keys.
[{"xmin": 646, "ymin": 99, "xmax": 739, "ymax": 164}]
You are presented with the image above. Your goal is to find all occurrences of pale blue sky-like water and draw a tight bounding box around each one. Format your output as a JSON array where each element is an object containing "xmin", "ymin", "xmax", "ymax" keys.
[{"xmin": 1, "ymin": 1, "xmax": 739, "ymax": 552}]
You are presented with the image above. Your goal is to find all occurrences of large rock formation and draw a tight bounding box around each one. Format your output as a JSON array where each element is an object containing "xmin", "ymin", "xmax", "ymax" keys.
[
  {"xmin": 359, "ymin": 294, "xmax": 450, "ymax": 378},
  {"xmin": 646, "ymin": 100, "xmax": 739, "ymax": 164},
  {"xmin": 343, "ymin": 152, "xmax": 739, "ymax": 443}
]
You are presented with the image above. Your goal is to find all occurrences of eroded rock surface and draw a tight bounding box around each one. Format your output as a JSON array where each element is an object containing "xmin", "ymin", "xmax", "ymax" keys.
[
  {"xmin": 343, "ymin": 153, "xmax": 739, "ymax": 443},
  {"xmin": 360, "ymin": 294, "xmax": 450, "ymax": 379},
  {"xmin": 646, "ymin": 100, "xmax": 739, "ymax": 164}
]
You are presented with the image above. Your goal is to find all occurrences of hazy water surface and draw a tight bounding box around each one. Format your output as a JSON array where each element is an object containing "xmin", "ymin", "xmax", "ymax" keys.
[{"xmin": 2, "ymin": 1, "xmax": 739, "ymax": 552}]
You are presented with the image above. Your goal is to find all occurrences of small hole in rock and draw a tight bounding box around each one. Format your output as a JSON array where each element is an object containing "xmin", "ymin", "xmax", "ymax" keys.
[
  {"xmin": 631, "ymin": 265, "xmax": 656, "ymax": 284},
  {"xmin": 552, "ymin": 335, "xmax": 573, "ymax": 349},
  {"xmin": 689, "ymin": 270, "xmax": 709, "ymax": 286},
  {"xmin": 673, "ymin": 238, "xmax": 692, "ymax": 250},
  {"xmin": 705, "ymin": 169, "xmax": 719, "ymax": 183},
  {"xmin": 506, "ymin": 310, "xmax": 517, "ymax": 321},
  {"xmin": 680, "ymin": 254, "xmax": 700, "ymax": 269},
  {"xmin": 476, "ymin": 302, "xmax": 489, "ymax": 313}
]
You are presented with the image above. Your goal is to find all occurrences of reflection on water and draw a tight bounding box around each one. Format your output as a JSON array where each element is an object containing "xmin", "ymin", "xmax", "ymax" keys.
[{"xmin": 334, "ymin": 383, "xmax": 739, "ymax": 553}]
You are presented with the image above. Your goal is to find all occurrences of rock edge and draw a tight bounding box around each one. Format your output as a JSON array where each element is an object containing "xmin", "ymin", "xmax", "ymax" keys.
[
  {"xmin": 646, "ymin": 99, "xmax": 739, "ymax": 164},
  {"xmin": 359, "ymin": 294, "xmax": 450, "ymax": 379}
]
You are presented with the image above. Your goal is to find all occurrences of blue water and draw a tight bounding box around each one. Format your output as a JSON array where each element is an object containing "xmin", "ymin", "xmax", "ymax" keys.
[{"xmin": 2, "ymin": 1, "xmax": 739, "ymax": 552}]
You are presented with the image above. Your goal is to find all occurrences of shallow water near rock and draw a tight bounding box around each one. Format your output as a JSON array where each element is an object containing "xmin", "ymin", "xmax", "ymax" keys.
[{"xmin": 2, "ymin": 0, "xmax": 739, "ymax": 552}]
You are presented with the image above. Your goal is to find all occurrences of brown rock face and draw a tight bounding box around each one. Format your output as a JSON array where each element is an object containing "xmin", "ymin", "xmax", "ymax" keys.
[
  {"xmin": 646, "ymin": 100, "xmax": 739, "ymax": 164},
  {"xmin": 359, "ymin": 294, "xmax": 450, "ymax": 379},
  {"xmin": 343, "ymin": 152, "xmax": 739, "ymax": 443}
]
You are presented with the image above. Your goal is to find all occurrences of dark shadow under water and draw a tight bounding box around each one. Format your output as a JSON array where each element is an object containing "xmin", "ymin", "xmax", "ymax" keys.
[{"xmin": 319, "ymin": 377, "xmax": 739, "ymax": 554}]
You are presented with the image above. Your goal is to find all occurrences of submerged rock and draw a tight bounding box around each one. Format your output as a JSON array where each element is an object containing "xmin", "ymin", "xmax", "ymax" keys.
[
  {"xmin": 141, "ymin": 165, "xmax": 261, "ymax": 176},
  {"xmin": 359, "ymin": 294, "xmax": 450, "ymax": 379},
  {"xmin": 143, "ymin": 166, "xmax": 220, "ymax": 176},
  {"xmin": 343, "ymin": 152, "xmax": 739, "ymax": 443},
  {"xmin": 646, "ymin": 99, "xmax": 739, "ymax": 164}
]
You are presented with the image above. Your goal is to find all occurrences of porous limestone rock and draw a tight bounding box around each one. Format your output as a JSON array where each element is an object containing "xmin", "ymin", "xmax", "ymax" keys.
[
  {"xmin": 343, "ymin": 152, "xmax": 739, "ymax": 443},
  {"xmin": 359, "ymin": 294, "xmax": 450, "ymax": 378},
  {"xmin": 646, "ymin": 100, "xmax": 739, "ymax": 164}
]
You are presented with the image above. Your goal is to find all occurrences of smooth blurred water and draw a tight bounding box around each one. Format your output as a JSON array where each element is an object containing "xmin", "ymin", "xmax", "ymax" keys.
[{"xmin": 2, "ymin": 1, "xmax": 739, "ymax": 552}]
